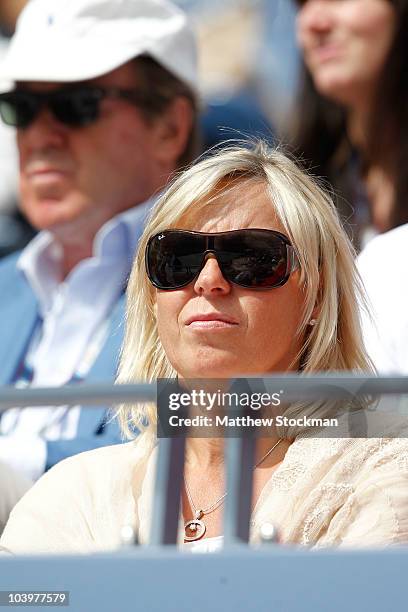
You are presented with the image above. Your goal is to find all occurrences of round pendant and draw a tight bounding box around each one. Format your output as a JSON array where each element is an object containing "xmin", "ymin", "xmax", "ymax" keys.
[{"xmin": 184, "ymin": 518, "xmax": 206, "ymax": 542}]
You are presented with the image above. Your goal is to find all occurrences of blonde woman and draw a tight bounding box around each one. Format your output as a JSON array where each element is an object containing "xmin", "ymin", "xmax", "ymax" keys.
[{"xmin": 1, "ymin": 143, "xmax": 408, "ymax": 554}]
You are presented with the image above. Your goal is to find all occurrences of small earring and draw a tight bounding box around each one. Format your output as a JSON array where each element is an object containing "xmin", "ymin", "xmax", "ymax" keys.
[{"xmin": 309, "ymin": 318, "xmax": 317, "ymax": 326}]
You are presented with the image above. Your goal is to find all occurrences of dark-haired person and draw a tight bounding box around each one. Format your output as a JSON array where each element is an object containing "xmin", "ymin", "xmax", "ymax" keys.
[
  {"xmin": 2, "ymin": 143, "xmax": 408, "ymax": 555},
  {"xmin": 293, "ymin": 0, "xmax": 406, "ymax": 247},
  {"xmin": 0, "ymin": 0, "xmax": 198, "ymax": 533}
]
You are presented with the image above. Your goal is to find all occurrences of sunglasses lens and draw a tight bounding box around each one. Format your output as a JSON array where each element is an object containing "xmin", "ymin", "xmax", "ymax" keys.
[
  {"xmin": 0, "ymin": 93, "xmax": 38, "ymax": 128},
  {"xmin": 147, "ymin": 232, "xmax": 205, "ymax": 289},
  {"xmin": 219, "ymin": 232, "xmax": 289, "ymax": 288},
  {"xmin": 51, "ymin": 89, "xmax": 101, "ymax": 126},
  {"xmin": 147, "ymin": 230, "xmax": 292, "ymax": 290}
]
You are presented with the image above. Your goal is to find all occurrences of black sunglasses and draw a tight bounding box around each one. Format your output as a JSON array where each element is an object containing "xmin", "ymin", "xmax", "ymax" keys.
[
  {"xmin": 145, "ymin": 229, "xmax": 300, "ymax": 290},
  {"xmin": 0, "ymin": 86, "xmax": 151, "ymax": 129}
]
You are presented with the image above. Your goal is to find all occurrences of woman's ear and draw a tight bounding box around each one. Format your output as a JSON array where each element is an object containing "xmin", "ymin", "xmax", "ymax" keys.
[
  {"xmin": 309, "ymin": 272, "xmax": 322, "ymax": 325},
  {"xmin": 308, "ymin": 302, "xmax": 320, "ymax": 326}
]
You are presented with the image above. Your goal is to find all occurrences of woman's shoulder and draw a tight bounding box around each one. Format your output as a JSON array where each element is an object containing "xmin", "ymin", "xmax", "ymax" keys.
[
  {"xmin": 275, "ymin": 434, "xmax": 408, "ymax": 546},
  {"xmin": 57, "ymin": 438, "xmax": 146, "ymax": 477},
  {"xmin": 51, "ymin": 432, "xmax": 156, "ymax": 480},
  {"xmin": 0, "ymin": 435, "xmax": 156, "ymax": 555},
  {"xmin": 33, "ymin": 437, "xmax": 151, "ymax": 495},
  {"xmin": 285, "ymin": 420, "xmax": 408, "ymax": 494},
  {"xmin": 358, "ymin": 223, "xmax": 408, "ymax": 262},
  {"xmin": 357, "ymin": 223, "xmax": 408, "ymax": 284}
]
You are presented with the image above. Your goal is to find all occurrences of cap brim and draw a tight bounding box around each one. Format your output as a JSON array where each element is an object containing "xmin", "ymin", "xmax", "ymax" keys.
[
  {"xmin": 0, "ymin": 40, "xmax": 148, "ymax": 84},
  {"xmin": 0, "ymin": 41, "xmax": 198, "ymax": 98}
]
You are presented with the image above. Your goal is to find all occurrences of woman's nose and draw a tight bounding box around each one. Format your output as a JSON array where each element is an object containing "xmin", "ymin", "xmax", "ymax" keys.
[
  {"xmin": 297, "ymin": 0, "xmax": 334, "ymax": 38},
  {"xmin": 193, "ymin": 254, "xmax": 231, "ymax": 295}
]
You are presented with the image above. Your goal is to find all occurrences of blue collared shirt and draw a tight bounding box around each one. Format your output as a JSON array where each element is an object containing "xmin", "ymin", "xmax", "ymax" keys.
[{"xmin": 0, "ymin": 197, "xmax": 155, "ymax": 480}]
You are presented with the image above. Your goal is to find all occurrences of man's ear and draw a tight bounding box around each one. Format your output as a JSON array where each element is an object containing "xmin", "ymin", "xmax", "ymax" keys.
[{"xmin": 153, "ymin": 96, "xmax": 193, "ymax": 167}]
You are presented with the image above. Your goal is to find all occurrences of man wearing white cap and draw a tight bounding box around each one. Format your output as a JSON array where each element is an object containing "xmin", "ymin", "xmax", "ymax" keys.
[{"xmin": 0, "ymin": 0, "xmax": 198, "ymax": 532}]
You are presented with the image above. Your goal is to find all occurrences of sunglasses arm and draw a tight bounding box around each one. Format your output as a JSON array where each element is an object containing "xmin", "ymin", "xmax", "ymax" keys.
[{"xmin": 287, "ymin": 245, "xmax": 301, "ymax": 275}]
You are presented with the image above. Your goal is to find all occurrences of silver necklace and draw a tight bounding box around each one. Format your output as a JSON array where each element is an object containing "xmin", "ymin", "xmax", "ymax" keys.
[{"xmin": 183, "ymin": 438, "xmax": 284, "ymax": 542}]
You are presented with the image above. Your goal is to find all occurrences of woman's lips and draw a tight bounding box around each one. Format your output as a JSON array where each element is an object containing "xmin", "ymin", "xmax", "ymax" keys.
[
  {"xmin": 188, "ymin": 320, "xmax": 238, "ymax": 329},
  {"xmin": 185, "ymin": 313, "xmax": 239, "ymax": 329},
  {"xmin": 311, "ymin": 44, "xmax": 342, "ymax": 63}
]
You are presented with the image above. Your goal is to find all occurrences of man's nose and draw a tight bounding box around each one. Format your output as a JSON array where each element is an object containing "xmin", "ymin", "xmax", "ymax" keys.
[
  {"xmin": 17, "ymin": 106, "xmax": 68, "ymax": 151},
  {"xmin": 193, "ymin": 254, "xmax": 231, "ymax": 295}
]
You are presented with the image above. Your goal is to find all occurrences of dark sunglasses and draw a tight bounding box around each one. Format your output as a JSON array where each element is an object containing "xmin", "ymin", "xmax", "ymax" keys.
[
  {"xmin": 145, "ymin": 229, "xmax": 300, "ymax": 290},
  {"xmin": 0, "ymin": 86, "xmax": 150, "ymax": 129}
]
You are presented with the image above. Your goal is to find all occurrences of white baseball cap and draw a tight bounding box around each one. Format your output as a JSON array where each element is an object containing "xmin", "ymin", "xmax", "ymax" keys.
[{"xmin": 0, "ymin": 0, "xmax": 198, "ymax": 93}]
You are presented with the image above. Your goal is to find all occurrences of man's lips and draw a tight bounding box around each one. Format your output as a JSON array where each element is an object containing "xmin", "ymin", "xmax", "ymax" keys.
[
  {"xmin": 25, "ymin": 167, "xmax": 71, "ymax": 188},
  {"xmin": 26, "ymin": 167, "xmax": 68, "ymax": 178},
  {"xmin": 185, "ymin": 313, "xmax": 239, "ymax": 328}
]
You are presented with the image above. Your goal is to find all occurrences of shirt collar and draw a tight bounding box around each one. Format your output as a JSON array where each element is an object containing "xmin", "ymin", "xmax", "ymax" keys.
[
  {"xmin": 17, "ymin": 195, "xmax": 157, "ymax": 314},
  {"xmin": 17, "ymin": 232, "xmax": 62, "ymax": 313},
  {"xmin": 93, "ymin": 195, "xmax": 156, "ymax": 261}
]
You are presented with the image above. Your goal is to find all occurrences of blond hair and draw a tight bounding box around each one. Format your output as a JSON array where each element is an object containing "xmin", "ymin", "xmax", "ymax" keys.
[{"xmin": 117, "ymin": 142, "xmax": 373, "ymax": 437}]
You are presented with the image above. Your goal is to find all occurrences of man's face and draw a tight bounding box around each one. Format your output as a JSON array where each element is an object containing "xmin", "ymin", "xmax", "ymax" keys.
[{"xmin": 17, "ymin": 61, "xmax": 168, "ymax": 242}]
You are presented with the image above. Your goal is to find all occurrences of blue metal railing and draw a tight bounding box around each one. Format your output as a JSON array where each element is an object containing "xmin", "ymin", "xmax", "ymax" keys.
[{"xmin": 1, "ymin": 375, "xmax": 408, "ymax": 612}]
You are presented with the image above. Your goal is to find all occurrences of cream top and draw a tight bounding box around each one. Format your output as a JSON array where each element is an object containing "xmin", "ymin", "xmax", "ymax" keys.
[
  {"xmin": 183, "ymin": 536, "xmax": 224, "ymax": 554},
  {"xmin": 1, "ymin": 428, "xmax": 408, "ymax": 555}
]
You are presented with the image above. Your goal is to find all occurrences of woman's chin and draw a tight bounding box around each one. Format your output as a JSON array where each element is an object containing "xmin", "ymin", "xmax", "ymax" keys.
[
  {"xmin": 181, "ymin": 365, "xmax": 260, "ymax": 380},
  {"xmin": 178, "ymin": 361, "xmax": 245, "ymax": 380},
  {"xmin": 311, "ymin": 69, "xmax": 357, "ymax": 105}
]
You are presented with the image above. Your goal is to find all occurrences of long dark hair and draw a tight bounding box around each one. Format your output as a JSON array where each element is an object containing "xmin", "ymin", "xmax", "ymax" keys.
[{"xmin": 293, "ymin": 0, "xmax": 408, "ymax": 232}]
